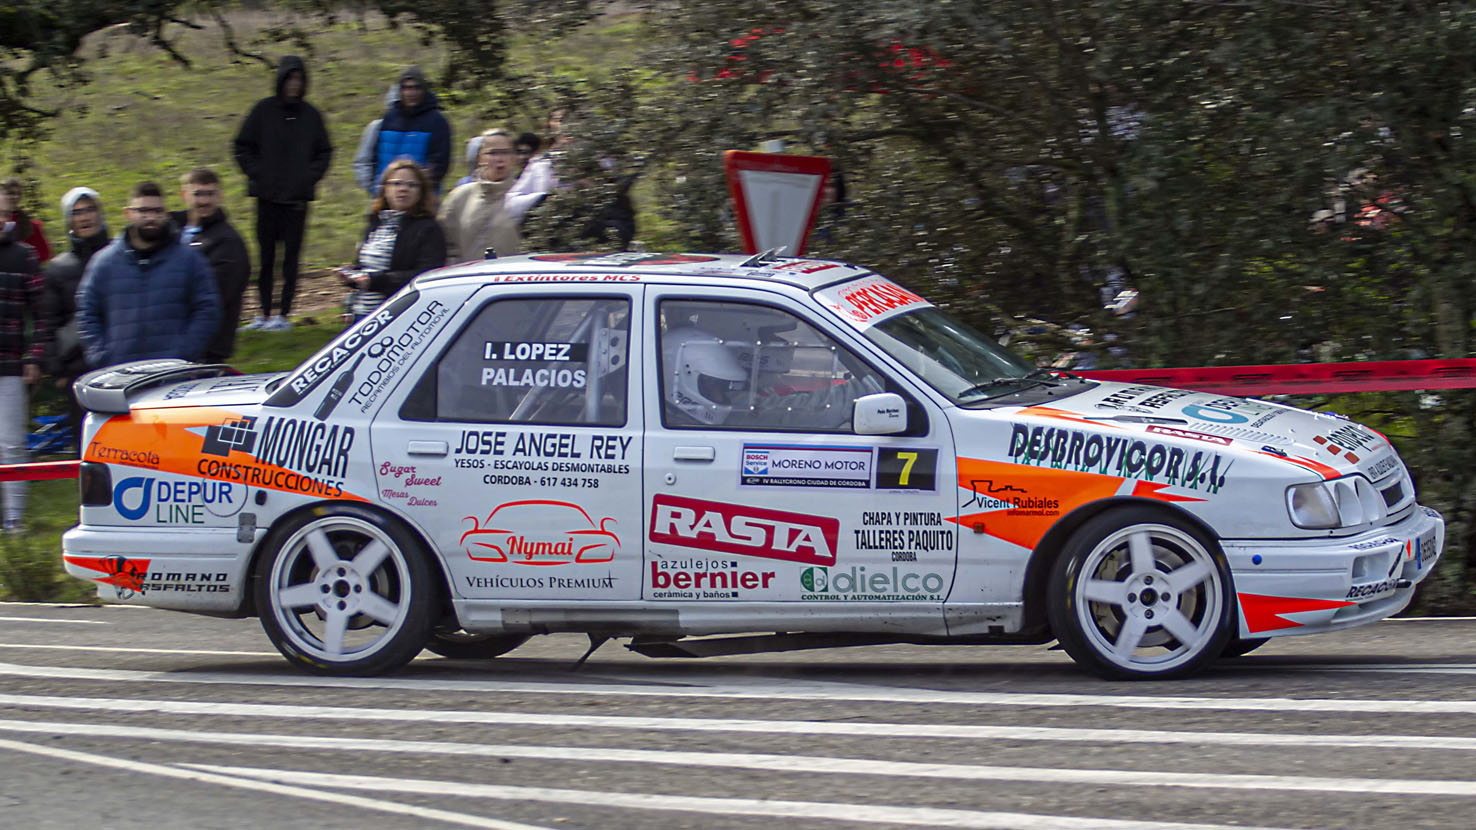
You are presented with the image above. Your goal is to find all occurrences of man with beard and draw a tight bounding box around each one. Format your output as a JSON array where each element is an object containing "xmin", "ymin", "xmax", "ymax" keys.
[
  {"xmin": 76, "ymin": 182, "xmax": 220, "ymax": 369},
  {"xmin": 172, "ymin": 167, "xmax": 249, "ymax": 362}
]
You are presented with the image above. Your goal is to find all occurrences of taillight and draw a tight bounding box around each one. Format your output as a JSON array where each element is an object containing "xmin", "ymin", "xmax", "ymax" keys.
[{"xmin": 79, "ymin": 462, "xmax": 112, "ymax": 506}]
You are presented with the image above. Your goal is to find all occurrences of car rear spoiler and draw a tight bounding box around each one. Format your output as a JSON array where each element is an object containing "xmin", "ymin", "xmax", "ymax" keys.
[{"xmin": 74, "ymin": 360, "xmax": 241, "ymax": 414}]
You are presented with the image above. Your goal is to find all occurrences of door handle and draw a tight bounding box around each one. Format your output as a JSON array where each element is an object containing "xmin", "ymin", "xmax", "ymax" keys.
[
  {"xmin": 407, "ymin": 440, "xmax": 449, "ymax": 456},
  {"xmin": 673, "ymin": 446, "xmax": 716, "ymax": 462}
]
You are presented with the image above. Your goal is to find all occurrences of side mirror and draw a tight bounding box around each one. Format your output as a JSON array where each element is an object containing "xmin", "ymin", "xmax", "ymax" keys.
[{"xmin": 853, "ymin": 392, "xmax": 908, "ymax": 435}]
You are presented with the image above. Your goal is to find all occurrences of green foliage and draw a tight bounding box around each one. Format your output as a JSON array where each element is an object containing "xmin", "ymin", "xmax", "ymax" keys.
[{"xmin": 0, "ymin": 480, "xmax": 94, "ymax": 602}]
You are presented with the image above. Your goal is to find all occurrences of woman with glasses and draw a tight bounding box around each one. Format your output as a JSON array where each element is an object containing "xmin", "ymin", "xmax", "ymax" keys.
[
  {"xmin": 338, "ymin": 160, "xmax": 446, "ymax": 321},
  {"xmin": 439, "ymin": 128, "xmax": 544, "ymax": 262}
]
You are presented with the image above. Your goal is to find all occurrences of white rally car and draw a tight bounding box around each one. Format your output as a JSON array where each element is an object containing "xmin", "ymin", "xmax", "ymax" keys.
[{"xmin": 63, "ymin": 251, "xmax": 1444, "ymax": 679}]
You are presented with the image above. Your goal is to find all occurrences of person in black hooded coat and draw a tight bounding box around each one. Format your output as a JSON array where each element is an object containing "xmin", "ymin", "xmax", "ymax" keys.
[{"xmin": 232, "ymin": 55, "xmax": 333, "ymax": 331}]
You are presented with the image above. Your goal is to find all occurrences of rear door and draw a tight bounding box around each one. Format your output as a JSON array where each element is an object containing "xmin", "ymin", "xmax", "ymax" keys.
[
  {"xmin": 641, "ymin": 286, "xmax": 958, "ymax": 604},
  {"xmin": 372, "ymin": 284, "xmax": 644, "ymax": 601}
]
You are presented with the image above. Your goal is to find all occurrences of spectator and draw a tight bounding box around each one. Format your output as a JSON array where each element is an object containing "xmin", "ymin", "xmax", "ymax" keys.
[
  {"xmin": 0, "ymin": 178, "xmax": 50, "ymax": 264},
  {"xmin": 232, "ymin": 55, "xmax": 333, "ymax": 332},
  {"xmin": 366, "ymin": 67, "xmax": 452, "ymax": 195},
  {"xmin": 0, "ymin": 196, "xmax": 47, "ymax": 532},
  {"xmin": 338, "ymin": 160, "xmax": 445, "ymax": 322},
  {"xmin": 510, "ymin": 132, "xmax": 549, "ymax": 191},
  {"xmin": 454, "ymin": 134, "xmax": 484, "ymax": 189},
  {"xmin": 42, "ymin": 186, "xmax": 109, "ymax": 440},
  {"xmin": 75, "ymin": 182, "xmax": 220, "ymax": 369},
  {"xmin": 172, "ymin": 168, "xmax": 250, "ymax": 363},
  {"xmin": 440, "ymin": 129, "xmax": 538, "ymax": 262}
]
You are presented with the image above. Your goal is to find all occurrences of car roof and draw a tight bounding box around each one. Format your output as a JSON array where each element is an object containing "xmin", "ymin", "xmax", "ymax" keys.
[{"xmin": 414, "ymin": 251, "xmax": 875, "ymax": 293}]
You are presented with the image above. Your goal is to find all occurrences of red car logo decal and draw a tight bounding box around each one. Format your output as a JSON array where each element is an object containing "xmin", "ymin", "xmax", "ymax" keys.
[{"xmin": 461, "ymin": 500, "xmax": 620, "ymax": 566}]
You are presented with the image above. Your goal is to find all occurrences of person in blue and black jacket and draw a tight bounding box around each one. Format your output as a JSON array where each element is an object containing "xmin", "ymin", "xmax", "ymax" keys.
[{"xmin": 364, "ymin": 66, "xmax": 452, "ymax": 196}]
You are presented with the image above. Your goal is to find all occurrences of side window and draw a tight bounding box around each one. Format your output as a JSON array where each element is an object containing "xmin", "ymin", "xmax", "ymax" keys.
[
  {"xmin": 409, "ymin": 296, "xmax": 629, "ymax": 426},
  {"xmin": 658, "ymin": 299, "xmax": 887, "ymax": 432}
]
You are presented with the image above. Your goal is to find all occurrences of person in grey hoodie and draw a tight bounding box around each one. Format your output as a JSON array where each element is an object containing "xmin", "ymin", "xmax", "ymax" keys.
[
  {"xmin": 42, "ymin": 186, "xmax": 109, "ymax": 443},
  {"xmin": 232, "ymin": 55, "xmax": 333, "ymax": 331}
]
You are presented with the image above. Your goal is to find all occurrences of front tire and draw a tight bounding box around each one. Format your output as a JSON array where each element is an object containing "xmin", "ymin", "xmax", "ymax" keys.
[
  {"xmin": 254, "ymin": 506, "xmax": 437, "ymax": 675},
  {"xmin": 1048, "ymin": 507, "xmax": 1233, "ymax": 680}
]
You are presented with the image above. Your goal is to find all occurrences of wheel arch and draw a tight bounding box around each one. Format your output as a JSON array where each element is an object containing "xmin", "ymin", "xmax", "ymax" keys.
[
  {"xmin": 237, "ymin": 499, "xmax": 456, "ymax": 621},
  {"xmin": 1020, "ymin": 497, "xmax": 1226, "ymax": 633}
]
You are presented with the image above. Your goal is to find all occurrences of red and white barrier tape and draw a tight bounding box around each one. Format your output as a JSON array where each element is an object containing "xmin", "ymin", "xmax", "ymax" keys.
[{"xmin": 1080, "ymin": 358, "xmax": 1476, "ymax": 396}]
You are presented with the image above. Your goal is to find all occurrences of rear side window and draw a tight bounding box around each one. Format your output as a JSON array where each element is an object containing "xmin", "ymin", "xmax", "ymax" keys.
[{"xmin": 404, "ymin": 296, "xmax": 630, "ymax": 426}]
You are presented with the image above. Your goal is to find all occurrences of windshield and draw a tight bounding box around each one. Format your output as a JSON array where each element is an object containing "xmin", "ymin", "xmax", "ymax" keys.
[{"xmin": 862, "ymin": 307, "xmax": 1043, "ymax": 404}]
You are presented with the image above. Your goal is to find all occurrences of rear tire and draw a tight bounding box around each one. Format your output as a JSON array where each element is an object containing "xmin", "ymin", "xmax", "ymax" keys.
[
  {"xmin": 1048, "ymin": 507, "xmax": 1233, "ymax": 680},
  {"xmin": 255, "ymin": 505, "xmax": 437, "ymax": 676},
  {"xmin": 424, "ymin": 631, "xmax": 529, "ymax": 660}
]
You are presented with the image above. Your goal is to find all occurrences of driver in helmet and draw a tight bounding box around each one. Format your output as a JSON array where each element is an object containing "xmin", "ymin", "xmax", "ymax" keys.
[{"xmin": 663, "ymin": 326, "xmax": 751, "ymax": 425}]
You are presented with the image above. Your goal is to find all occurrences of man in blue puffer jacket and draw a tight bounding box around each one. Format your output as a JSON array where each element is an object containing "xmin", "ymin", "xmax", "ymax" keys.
[
  {"xmin": 367, "ymin": 66, "xmax": 452, "ymax": 195},
  {"xmin": 75, "ymin": 182, "xmax": 220, "ymax": 369}
]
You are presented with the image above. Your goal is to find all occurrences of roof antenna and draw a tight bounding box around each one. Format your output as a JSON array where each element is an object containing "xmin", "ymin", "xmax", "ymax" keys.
[{"xmin": 739, "ymin": 246, "xmax": 788, "ymax": 267}]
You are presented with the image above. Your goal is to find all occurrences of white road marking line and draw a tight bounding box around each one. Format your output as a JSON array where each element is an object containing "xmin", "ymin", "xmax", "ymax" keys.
[
  {"xmin": 0, "ymin": 643, "xmax": 279, "ymax": 657},
  {"xmin": 0, "ymin": 602, "xmax": 145, "ymax": 608},
  {"xmin": 190, "ymin": 764, "xmax": 1297, "ymax": 830},
  {"xmin": 0, "ymin": 616, "xmax": 106, "ymax": 625},
  {"xmin": 0, "ymin": 737, "xmax": 550, "ymax": 830},
  {"xmin": 4, "ymin": 717, "xmax": 1475, "ymax": 796},
  {"xmin": 5, "ymin": 659, "xmax": 1476, "ymax": 714},
  {"xmin": 4, "ymin": 692, "xmax": 1476, "ymax": 751}
]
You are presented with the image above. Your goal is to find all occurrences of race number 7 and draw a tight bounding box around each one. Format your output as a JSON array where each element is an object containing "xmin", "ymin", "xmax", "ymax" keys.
[
  {"xmin": 876, "ymin": 448, "xmax": 938, "ymax": 491},
  {"xmin": 896, "ymin": 452, "xmax": 918, "ymax": 486}
]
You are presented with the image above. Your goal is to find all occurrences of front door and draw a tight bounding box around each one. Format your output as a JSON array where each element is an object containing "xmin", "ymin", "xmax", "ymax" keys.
[
  {"xmin": 373, "ymin": 285, "xmax": 644, "ymax": 601},
  {"xmin": 641, "ymin": 287, "xmax": 958, "ymax": 604}
]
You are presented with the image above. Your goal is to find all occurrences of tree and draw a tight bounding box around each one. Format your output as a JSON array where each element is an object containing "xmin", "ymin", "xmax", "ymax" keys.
[
  {"xmin": 619, "ymin": 0, "xmax": 1476, "ymax": 610},
  {"xmin": 0, "ymin": 0, "xmax": 602, "ymax": 150}
]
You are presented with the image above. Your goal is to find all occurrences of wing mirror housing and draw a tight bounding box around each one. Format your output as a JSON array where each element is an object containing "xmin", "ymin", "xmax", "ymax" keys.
[{"xmin": 853, "ymin": 392, "xmax": 908, "ymax": 435}]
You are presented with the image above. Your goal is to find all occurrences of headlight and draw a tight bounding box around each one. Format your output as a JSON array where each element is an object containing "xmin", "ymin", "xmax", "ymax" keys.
[
  {"xmin": 1287, "ymin": 482, "xmax": 1339, "ymax": 529},
  {"xmin": 1286, "ymin": 476, "xmax": 1388, "ymax": 529}
]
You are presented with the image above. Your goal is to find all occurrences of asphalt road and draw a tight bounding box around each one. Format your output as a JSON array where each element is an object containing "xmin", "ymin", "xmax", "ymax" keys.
[{"xmin": 3, "ymin": 603, "xmax": 1476, "ymax": 829}]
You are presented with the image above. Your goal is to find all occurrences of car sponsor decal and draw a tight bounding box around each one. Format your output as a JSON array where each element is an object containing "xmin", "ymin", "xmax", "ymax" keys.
[
  {"xmin": 799, "ymin": 566, "xmax": 946, "ymax": 601},
  {"xmin": 455, "ymin": 429, "xmax": 634, "ymax": 484},
  {"xmin": 1144, "ymin": 425, "xmax": 1233, "ymax": 446},
  {"xmin": 464, "ymin": 572, "xmax": 618, "ymax": 593},
  {"xmin": 84, "ymin": 408, "xmax": 366, "ymax": 501},
  {"xmin": 111, "ymin": 476, "xmax": 248, "ymax": 523},
  {"xmin": 266, "ymin": 290, "xmax": 420, "ymax": 408},
  {"xmin": 740, "ymin": 444, "xmax": 873, "ymax": 488},
  {"xmin": 1238, "ymin": 593, "xmax": 1354, "ymax": 634},
  {"xmin": 377, "ymin": 462, "xmax": 441, "ymax": 508},
  {"xmin": 648, "ymin": 494, "xmax": 839, "ymax": 567},
  {"xmin": 63, "ymin": 555, "xmax": 149, "ymax": 597},
  {"xmin": 648, "ymin": 558, "xmax": 775, "ymax": 599},
  {"xmin": 1005, "ymin": 423, "xmax": 1231, "ymax": 493},
  {"xmin": 63, "ymin": 556, "xmax": 232, "ymax": 598},
  {"xmin": 814, "ymin": 276, "xmax": 931, "ymax": 329},
  {"xmin": 952, "ymin": 459, "xmax": 1122, "ymax": 549},
  {"xmin": 856, "ymin": 511, "xmax": 953, "ymax": 562},
  {"xmin": 875, "ymin": 448, "xmax": 938, "ymax": 491},
  {"xmin": 1014, "ymin": 405, "xmax": 1121, "ymax": 428},
  {"xmin": 1310, "ymin": 423, "xmax": 1384, "ymax": 466},
  {"xmin": 461, "ymin": 500, "xmax": 620, "ymax": 566}
]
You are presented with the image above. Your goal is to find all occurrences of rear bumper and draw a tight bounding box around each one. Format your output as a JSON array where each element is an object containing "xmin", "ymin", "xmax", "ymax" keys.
[
  {"xmin": 1224, "ymin": 505, "xmax": 1443, "ymax": 638},
  {"xmin": 62, "ymin": 525, "xmax": 250, "ymax": 613}
]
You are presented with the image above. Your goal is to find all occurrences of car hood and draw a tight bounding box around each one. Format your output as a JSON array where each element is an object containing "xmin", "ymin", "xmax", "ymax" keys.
[{"xmin": 995, "ymin": 380, "xmax": 1400, "ymax": 483}]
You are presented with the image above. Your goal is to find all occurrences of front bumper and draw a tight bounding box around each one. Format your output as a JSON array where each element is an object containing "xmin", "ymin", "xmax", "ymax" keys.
[{"xmin": 1224, "ymin": 505, "xmax": 1444, "ymax": 639}]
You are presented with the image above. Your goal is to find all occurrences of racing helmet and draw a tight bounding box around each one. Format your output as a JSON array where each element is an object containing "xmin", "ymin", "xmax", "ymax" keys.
[{"xmin": 663, "ymin": 326, "xmax": 749, "ymax": 424}]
